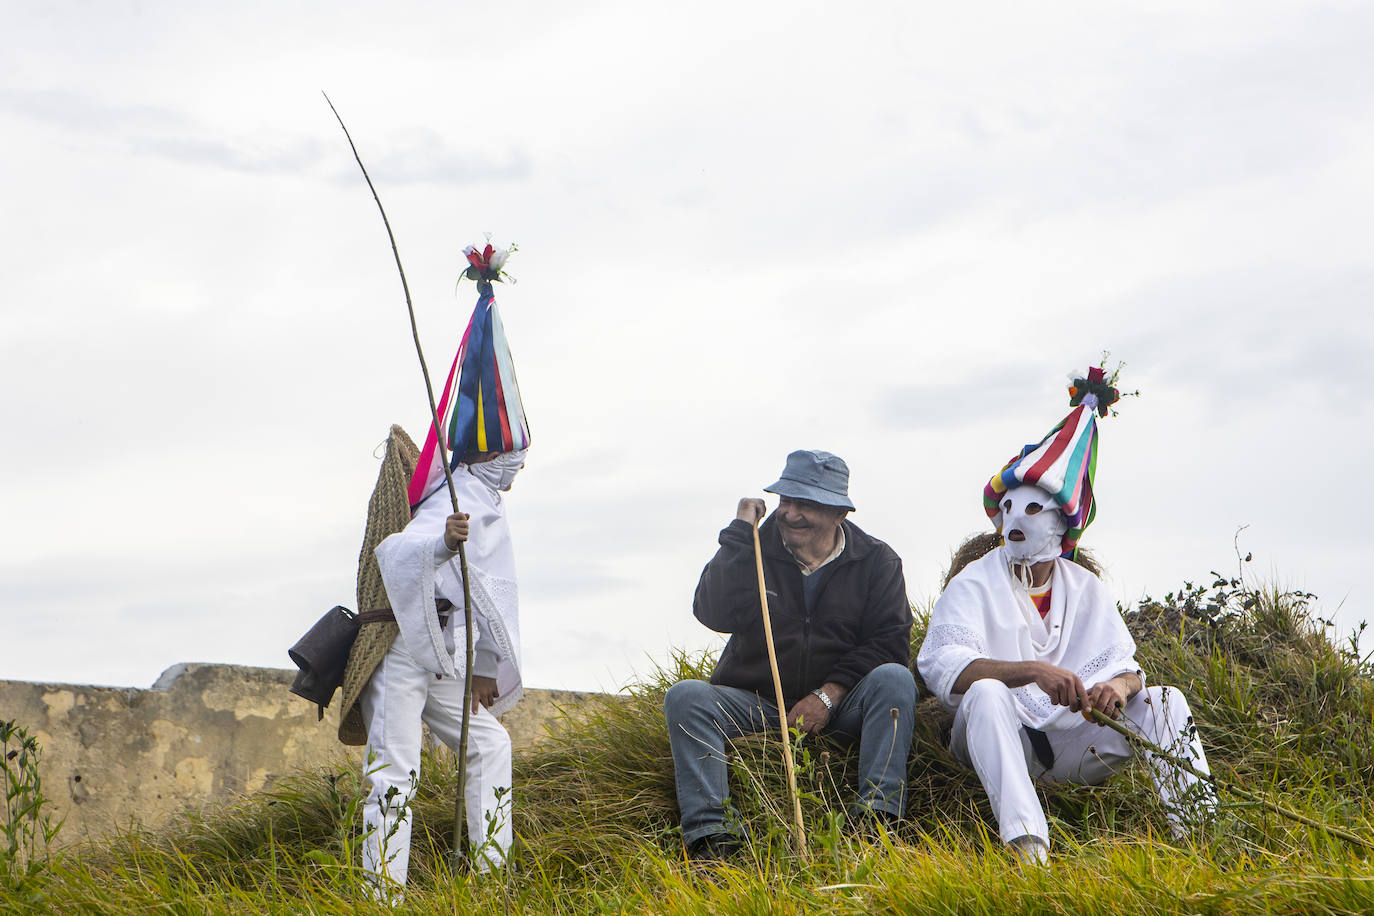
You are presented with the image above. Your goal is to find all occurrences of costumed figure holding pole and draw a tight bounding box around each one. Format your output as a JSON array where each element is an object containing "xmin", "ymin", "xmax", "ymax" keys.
[
  {"xmin": 337, "ymin": 243, "xmax": 531, "ymax": 892},
  {"xmin": 917, "ymin": 363, "xmax": 1216, "ymax": 865}
]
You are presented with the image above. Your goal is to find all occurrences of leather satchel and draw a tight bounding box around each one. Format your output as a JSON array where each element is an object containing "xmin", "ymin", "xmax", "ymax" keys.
[{"xmin": 288, "ymin": 605, "xmax": 359, "ymax": 716}]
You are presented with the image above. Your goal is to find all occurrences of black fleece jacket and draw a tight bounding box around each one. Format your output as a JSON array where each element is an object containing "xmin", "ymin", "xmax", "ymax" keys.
[{"xmin": 693, "ymin": 515, "xmax": 912, "ymax": 708}]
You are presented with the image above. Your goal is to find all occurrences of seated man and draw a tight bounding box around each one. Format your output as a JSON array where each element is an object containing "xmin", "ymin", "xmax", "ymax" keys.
[
  {"xmin": 917, "ymin": 367, "xmax": 1215, "ymax": 864},
  {"xmin": 665, "ymin": 449, "xmax": 917, "ymax": 860}
]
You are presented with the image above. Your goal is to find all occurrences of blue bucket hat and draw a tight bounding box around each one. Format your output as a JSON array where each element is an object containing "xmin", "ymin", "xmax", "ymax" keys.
[{"xmin": 763, "ymin": 449, "xmax": 854, "ymax": 511}]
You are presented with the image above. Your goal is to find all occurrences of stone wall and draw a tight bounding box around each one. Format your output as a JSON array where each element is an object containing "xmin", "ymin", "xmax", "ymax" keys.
[{"xmin": 0, "ymin": 664, "xmax": 599, "ymax": 847}]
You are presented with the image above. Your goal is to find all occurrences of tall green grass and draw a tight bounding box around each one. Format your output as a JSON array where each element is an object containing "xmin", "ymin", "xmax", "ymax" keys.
[{"xmin": 9, "ymin": 568, "xmax": 1374, "ymax": 914}]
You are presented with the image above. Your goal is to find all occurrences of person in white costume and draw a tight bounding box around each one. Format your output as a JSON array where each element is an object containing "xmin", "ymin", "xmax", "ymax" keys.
[
  {"xmin": 363, "ymin": 448, "xmax": 527, "ymax": 886},
  {"xmin": 917, "ymin": 368, "xmax": 1214, "ymax": 864}
]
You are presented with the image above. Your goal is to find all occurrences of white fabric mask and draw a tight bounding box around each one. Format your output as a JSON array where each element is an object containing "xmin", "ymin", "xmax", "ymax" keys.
[
  {"xmin": 467, "ymin": 448, "xmax": 527, "ymax": 492},
  {"xmin": 998, "ymin": 485, "xmax": 1067, "ymax": 563}
]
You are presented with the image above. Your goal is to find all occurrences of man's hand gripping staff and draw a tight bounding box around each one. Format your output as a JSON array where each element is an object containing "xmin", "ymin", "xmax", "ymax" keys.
[{"xmin": 736, "ymin": 500, "xmax": 848, "ymax": 737}]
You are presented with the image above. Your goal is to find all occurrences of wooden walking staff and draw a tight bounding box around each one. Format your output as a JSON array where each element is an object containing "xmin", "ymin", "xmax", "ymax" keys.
[
  {"xmin": 324, "ymin": 93, "xmax": 480, "ymax": 868},
  {"xmin": 1088, "ymin": 707, "xmax": 1374, "ymax": 852},
  {"xmin": 751, "ymin": 520, "xmax": 808, "ymax": 860}
]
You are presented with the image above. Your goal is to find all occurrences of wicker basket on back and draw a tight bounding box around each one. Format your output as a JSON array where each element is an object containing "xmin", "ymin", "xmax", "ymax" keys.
[{"xmin": 336, "ymin": 424, "xmax": 420, "ymax": 746}]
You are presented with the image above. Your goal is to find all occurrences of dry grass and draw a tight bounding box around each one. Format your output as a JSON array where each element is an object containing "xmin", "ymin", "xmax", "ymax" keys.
[{"xmin": 9, "ymin": 564, "xmax": 1374, "ymax": 914}]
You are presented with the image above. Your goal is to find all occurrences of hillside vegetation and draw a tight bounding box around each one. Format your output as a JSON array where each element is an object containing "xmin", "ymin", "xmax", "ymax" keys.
[{"xmin": 5, "ymin": 563, "xmax": 1374, "ymax": 914}]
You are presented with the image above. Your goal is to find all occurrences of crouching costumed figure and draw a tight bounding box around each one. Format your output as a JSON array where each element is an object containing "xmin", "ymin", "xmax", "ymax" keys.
[{"xmin": 917, "ymin": 365, "xmax": 1215, "ymax": 864}]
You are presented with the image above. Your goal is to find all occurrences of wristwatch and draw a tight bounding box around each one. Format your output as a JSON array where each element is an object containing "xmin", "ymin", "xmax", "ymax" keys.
[{"xmin": 810, "ymin": 687, "xmax": 833, "ymax": 711}]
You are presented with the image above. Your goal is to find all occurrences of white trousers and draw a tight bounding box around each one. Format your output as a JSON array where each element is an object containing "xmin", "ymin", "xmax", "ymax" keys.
[
  {"xmin": 950, "ymin": 680, "xmax": 1214, "ymax": 845},
  {"xmin": 359, "ymin": 638, "xmax": 513, "ymax": 887}
]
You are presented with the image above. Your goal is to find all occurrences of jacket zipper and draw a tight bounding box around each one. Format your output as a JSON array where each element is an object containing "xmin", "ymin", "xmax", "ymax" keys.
[{"xmin": 776, "ymin": 527, "xmax": 854, "ymax": 707}]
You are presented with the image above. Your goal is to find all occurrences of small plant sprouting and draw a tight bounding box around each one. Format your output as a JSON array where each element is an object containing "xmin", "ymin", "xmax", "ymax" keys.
[
  {"xmin": 470, "ymin": 784, "xmax": 513, "ymax": 874},
  {"xmin": 1, "ymin": 720, "xmax": 63, "ymax": 896},
  {"xmin": 362, "ymin": 766, "xmax": 420, "ymax": 902}
]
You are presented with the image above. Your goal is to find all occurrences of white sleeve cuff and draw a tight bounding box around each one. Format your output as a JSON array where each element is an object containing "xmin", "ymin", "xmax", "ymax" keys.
[
  {"xmin": 433, "ymin": 536, "xmax": 458, "ymax": 565},
  {"xmin": 473, "ymin": 645, "xmax": 501, "ymax": 678}
]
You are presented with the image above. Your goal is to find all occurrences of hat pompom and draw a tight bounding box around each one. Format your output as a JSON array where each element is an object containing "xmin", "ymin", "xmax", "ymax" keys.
[
  {"xmin": 1068, "ymin": 365, "xmax": 1121, "ymax": 417},
  {"xmin": 462, "ymin": 241, "xmax": 515, "ymax": 283}
]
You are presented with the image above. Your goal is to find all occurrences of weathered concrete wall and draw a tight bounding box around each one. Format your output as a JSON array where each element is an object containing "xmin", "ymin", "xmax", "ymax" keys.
[{"xmin": 0, "ymin": 664, "xmax": 599, "ymax": 846}]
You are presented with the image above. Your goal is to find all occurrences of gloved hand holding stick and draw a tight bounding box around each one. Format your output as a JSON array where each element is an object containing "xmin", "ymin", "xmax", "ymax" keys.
[{"xmin": 324, "ymin": 93, "xmax": 479, "ymax": 868}]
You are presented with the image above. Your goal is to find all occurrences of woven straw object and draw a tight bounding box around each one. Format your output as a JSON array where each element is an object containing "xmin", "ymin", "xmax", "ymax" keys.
[{"xmin": 337, "ymin": 424, "xmax": 420, "ymax": 746}]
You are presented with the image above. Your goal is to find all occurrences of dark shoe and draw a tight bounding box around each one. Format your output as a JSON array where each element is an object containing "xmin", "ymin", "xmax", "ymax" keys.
[{"xmin": 686, "ymin": 833, "xmax": 745, "ymax": 863}]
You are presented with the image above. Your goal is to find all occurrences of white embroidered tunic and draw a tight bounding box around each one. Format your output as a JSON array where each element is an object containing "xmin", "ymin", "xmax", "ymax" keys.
[
  {"xmin": 374, "ymin": 462, "xmax": 525, "ymax": 717},
  {"xmin": 918, "ymin": 546, "xmax": 1140, "ymax": 731}
]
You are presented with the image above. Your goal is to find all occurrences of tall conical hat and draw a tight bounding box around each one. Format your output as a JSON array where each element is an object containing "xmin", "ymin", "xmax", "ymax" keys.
[
  {"xmin": 983, "ymin": 365, "xmax": 1121, "ymax": 558},
  {"xmin": 337, "ymin": 424, "xmax": 418, "ymax": 746},
  {"xmin": 408, "ymin": 244, "xmax": 531, "ymax": 509}
]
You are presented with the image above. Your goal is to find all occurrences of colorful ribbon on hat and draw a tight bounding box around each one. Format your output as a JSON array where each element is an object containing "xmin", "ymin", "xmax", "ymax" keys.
[
  {"xmin": 408, "ymin": 280, "xmax": 531, "ymax": 509},
  {"xmin": 983, "ymin": 366, "xmax": 1119, "ymax": 557}
]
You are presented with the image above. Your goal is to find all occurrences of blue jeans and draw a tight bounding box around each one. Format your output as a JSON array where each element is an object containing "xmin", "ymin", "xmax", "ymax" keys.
[{"xmin": 663, "ymin": 662, "xmax": 917, "ymax": 845}]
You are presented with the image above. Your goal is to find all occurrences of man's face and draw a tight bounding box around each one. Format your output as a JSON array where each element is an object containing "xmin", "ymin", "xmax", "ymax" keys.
[{"xmin": 775, "ymin": 496, "xmax": 847, "ymax": 554}]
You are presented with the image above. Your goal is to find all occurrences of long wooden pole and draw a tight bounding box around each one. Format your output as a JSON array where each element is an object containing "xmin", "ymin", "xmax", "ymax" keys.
[
  {"xmin": 1088, "ymin": 708, "xmax": 1374, "ymax": 852},
  {"xmin": 752, "ymin": 520, "xmax": 808, "ymax": 860},
  {"xmin": 324, "ymin": 93, "xmax": 478, "ymax": 869}
]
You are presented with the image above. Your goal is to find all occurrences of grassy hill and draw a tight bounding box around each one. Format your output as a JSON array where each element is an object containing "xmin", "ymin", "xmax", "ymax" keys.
[{"xmin": 5, "ymin": 563, "xmax": 1374, "ymax": 914}]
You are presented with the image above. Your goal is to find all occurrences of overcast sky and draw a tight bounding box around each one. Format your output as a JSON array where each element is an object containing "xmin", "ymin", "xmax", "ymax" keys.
[{"xmin": 3, "ymin": 1, "xmax": 1371, "ymax": 693}]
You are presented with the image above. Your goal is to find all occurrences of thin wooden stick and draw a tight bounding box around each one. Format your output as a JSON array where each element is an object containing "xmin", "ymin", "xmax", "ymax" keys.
[
  {"xmin": 751, "ymin": 520, "xmax": 808, "ymax": 860},
  {"xmin": 323, "ymin": 92, "xmax": 478, "ymax": 870},
  {"xmin": 1089, "ymin": 707, "xmax": 1374, "ymax": 852}
]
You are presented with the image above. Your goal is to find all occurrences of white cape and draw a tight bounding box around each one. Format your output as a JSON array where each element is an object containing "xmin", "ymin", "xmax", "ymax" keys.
[
  {"xmin": 374, "ymin": 464, "xmax": 524, "ymax": 717},
  {"xmin": 917, "ymin": 546, "xmax": 1139, "ymax": 731}
]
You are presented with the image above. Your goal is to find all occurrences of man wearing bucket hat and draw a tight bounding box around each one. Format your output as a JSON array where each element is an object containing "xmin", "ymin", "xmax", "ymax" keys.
[
  {"xmin": 917, "ymin": 366, "xmax": 1215, "ymax": 865},
  {"xmin": 665, "ymin": 449, "xmax": 917, "ymax": 860}
]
